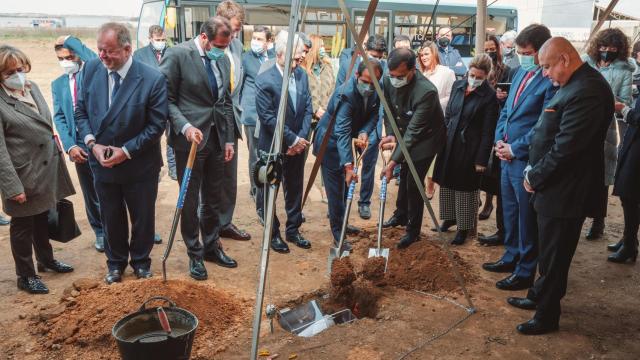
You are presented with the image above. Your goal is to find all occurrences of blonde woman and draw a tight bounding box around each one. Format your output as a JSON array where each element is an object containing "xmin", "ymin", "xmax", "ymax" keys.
[{"xmin": 302, "ymin": 34, "xmax": 336, "ymax": 124}]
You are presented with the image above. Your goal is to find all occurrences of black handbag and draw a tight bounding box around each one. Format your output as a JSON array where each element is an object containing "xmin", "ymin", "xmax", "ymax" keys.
[{"xmin": 48, "ymin": 199, "xmax": 81, "ymax": 243}]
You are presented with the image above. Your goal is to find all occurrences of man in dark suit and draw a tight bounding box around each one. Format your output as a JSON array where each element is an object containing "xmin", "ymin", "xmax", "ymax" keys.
[
  {"xmin": 255, "ymin": 30, "xmax": 313, "ymax": 253},
  {"xmin": 482, "ymin": 24, "xmax": 557, "ymax": 292},
  {"xmin": 51, "ymin": 35, "xmax": 103, "ymax": 252},
  {"xmin": 379, "ymin": 48, "xmax": 446, "ymax": 248},
  {"xmin": 241, "ymin": 25, "xmax": 275, "ymax": 201},
  {"xmin": 508, "ymin": 37, "xmax": 613, "ymax": 335},
  {"xmin": 314, "ymin": 59, "xmax": 383, "ymax": 250},
  {"xmin": 159, "ymin": 17, "xmax": 238, "ymax": 280},
  {"xmin": 216, "ymin": 0, "xmax": 250, "ymax": 241},
  {"xmin": 133, "ymin": 25, "xmax": 176, "ymax": 185},
  {"xmin": 75, "ymin": 23, "xmax": 168, "ymax": 284}
]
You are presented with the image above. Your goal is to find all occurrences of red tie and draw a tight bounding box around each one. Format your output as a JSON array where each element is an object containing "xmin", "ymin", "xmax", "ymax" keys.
[
  {"xmin": 156, "ymin": 51, "xmax": 162, "ymax": 62},
  {"xmin": 72, "ymin": 73, "xmax": 78, "ymax": 108},
  {"xmin": 513, "ymin": 71, "xmax": 535, "ymax": 106}
]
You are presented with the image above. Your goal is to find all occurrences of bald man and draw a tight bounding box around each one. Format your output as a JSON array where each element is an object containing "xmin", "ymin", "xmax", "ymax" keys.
[{"xmin": 508, "ymin": 37, "xmax": 613, "ymax": 335}]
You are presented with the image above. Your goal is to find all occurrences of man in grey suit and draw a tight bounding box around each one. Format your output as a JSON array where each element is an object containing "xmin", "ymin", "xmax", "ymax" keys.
[
  {"xmin": 215, "ymin": 0, "xmax": 250, "ymax": 241},
  {"xmin": 159, "ymin": 16, "xmax": 238, "ymax": 280}
]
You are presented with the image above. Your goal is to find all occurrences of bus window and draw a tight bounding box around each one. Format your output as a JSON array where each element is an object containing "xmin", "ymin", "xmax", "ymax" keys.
[
  {"xmin": 394, "ymin": 12, "xmax": 434, "ymax": 44},
  {"xmin": 137, "ymin": 0, "xmax": 164, "ymax": 49},
  {"xmin": 184, "ymin": 6, "xmax": 211, "ymax": 41}
]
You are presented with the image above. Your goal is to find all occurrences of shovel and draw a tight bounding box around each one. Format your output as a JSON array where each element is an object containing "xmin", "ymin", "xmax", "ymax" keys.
[
  {"xmin": 328, "ymin": 139, "xmax": 368, "ymax": 273},
  {"xmin": 162, "ymin": 141, "xmax": 198, "ymax": 282},
  {"xmin": 367, "ymin": 143, "xmax": 395, "ymax": 272}
]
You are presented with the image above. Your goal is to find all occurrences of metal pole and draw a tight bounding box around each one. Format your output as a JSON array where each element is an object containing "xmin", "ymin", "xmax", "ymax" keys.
[
  {"xmin": 249, "ymin": 1, "xmax": 303, "ymax": 358},
  {"xmin": 475, "ymin": 0, "xmax": 487, "ymax": 55},
  {"xmin": 582, "ymin": 0, "xmax": 620, "ymax": 52}
]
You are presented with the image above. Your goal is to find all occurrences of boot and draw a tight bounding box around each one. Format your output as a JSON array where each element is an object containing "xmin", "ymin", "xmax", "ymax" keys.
[
  {"xmin": 607, "ymin": 238, "xmax": 624, "ymax": 252},
  {"xmin": 451, "ymin": 230, "xmax": 469, "ymax": 245},
  {"xmin": 479, "ymin": 194, "xmax": 494, "ymax": 220},
  {"xmin": 607, "ymin": 237, "xmax": 638, "ymax": 264},
  {"xmin": 432, "ymin": 219, "xmax": 456, "ymax": 232},
  {"xmin": 585, "ymin": 217, "xmax": 604, "ymax": 240}
]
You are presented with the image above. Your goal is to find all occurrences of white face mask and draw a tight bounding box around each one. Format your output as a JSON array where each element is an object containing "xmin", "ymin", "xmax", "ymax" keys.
[
  {"xmin": 267, "ymin": 42, "xmax": 274, "ymax": 50},
  {"xmin": 389, "ymin": 76, "xmax": 408, "ymax": 88},
  {"xmin": 3, "ymin": 71, "xmax": 26, "ymax": 90},
  {"xmin": 467, "ymin": 76, "xmax": 484, "ymax": 89},
  {"xmin": 59, "ymin": 60, "xmax": 80, "ymax": 75},
  {"xmin": 251, "ymin": 39, "xmax": 266, "ymax": 55},
  {"xmin": 151, "ymin": 40, "xmax": 166, "ymax": 51}
]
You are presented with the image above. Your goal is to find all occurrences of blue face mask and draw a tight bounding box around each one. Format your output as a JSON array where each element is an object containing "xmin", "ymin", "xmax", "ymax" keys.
[
  {"xmin": 206, "ymin": 46, "xmax": 225, "ymax": 61},
  {"xmin": 357, "ymin": 80, "xmax": 374, "ymax": 97},
  {"xmin": 519, "ymin": 54, "xmax": 538, "ymax": 72}
]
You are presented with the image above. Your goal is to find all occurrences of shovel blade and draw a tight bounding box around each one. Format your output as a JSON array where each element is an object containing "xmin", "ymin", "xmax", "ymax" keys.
[{"xmin": 367, "ymin": 248, "xmax": 390, "ymax": 272}]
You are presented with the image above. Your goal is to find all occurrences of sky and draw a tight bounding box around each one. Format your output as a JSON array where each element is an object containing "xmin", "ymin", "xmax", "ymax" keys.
[{"xmin": 2, "ymin": 0, "xmax": 639, "ymax": 19}]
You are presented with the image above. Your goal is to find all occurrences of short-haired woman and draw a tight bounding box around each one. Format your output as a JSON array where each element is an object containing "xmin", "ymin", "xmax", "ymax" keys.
[
  {"xmin": 582, "ymin": 28, "xmax": 634, "ymax": 240},
  {"xmin": 0, "ymin": 45, "xmax": 75, "ymax": 294},
  {"xmin": 433, "ymin": 54, "xmax": 499, "ymax": 245}
]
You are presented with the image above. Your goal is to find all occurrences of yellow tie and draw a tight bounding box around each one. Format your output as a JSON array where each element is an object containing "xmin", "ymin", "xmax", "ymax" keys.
[{"xmin": 227, "ymin": 50, "xmax": 235, "ymax": 93}]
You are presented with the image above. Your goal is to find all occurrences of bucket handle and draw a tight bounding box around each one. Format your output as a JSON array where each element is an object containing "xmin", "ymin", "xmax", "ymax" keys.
[{"xmin": 139, "ymin": 296, "xmax": 177, "ymax": 311}]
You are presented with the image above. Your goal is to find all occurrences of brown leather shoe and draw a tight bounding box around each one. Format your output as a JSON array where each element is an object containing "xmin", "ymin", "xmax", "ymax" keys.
[{"xmin": 219, "ymin": 223, "xmax": 251, "ymax": 241}]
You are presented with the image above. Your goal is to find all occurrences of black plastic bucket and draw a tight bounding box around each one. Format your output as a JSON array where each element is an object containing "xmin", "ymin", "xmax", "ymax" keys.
[{"xmin": 112, "ymin": 296, "xmax": 198, "ymax": 360}]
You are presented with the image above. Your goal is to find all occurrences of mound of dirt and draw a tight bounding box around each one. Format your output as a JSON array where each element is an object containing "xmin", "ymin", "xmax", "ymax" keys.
[
  {"xmin": 330, "ymin": 257, "xmax": 356, "ymax": 288},
  {"xmin": 361, "ymin": 256, "xmax": 386, "ymax": 283},
  {"xmin": 31, "ymin": 278, "xmax": 249, "ymax": 360}
]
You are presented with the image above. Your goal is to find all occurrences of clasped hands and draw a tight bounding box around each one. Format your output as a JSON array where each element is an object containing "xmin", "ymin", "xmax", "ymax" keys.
[
  {"xmin": 91, "ymin": 143, "xmax": 127, "ymax": 168},
  {"xmin": 495, "ymin": 140, "xmax": 514, "ymax": 162},
  {"xmin": 286, "ymin": 138, "xmax": 310, "ymax": 156}
]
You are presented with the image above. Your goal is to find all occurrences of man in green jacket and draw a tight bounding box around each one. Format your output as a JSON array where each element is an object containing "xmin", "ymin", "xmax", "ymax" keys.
[{"xmin": 380, "ymin": 48, "xmax": 446, "ymax": 248}]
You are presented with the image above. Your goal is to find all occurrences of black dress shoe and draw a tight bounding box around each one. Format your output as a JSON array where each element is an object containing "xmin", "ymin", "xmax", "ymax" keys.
[
  {"xmin": 37, "ymin": 260, "xmax": 74, "ymax": 273},
  {"xmin": 219, "ymin": 223, "xmax": 251, "ymax": 241},
  {"xmin": 432, "ymin": 219, "xmax": 456, "ymax": 232},
  {"xmin": 482, "ymin": 260, "xmax": 516, "ymax": 273},
  {"xmin": 516, "ymin": 318, "xmax": 558, "ymax": 335},
  {"xmin": 478, "ymin": 232, "xmax": 504, "ymax": 246},
  {"xmin": 496, "ymin": 273, "xmax": 534, "ymax": 291},
  {"xmin": 397, "ymin": 233, "xmax": 420, "ymax": 249},
  {"xmin": 585, "ymin": 218, "xmax": 604, "ymax": 240},
  {"xmin": 286, "ymin": 232, "xmax": 311, "ymax": 249},
  {"xmin": 189, "ymin": 259, "xmax": 208, "ymax": 280},
  {"xmin": 451, "ymin": 230, "xmax": 469, "ymax": 245},
  {"xmin": 95, "ymin": 236, "xmax": 105, "ymax": 253},
  {"xmin": 383, "ymin": 215, "xmax": 407, "ymax": 228},
  {"xmin": 479, "ymin": 204, "xmax": 494, "ymax": 220},
  {"xmin": 334, "ymin": 240, "xmax": 353, "ymax": 252},
  {"xmin": 607, "ymin": 239, "xmax": 624, "ymax": 252},
  {"xmin": 607, "ymin": 243, "xmax": 638, "ymax": 264},
  {"xmin": 270, "ymin": 233, "xmax": 290, "ymax": 254},
  {"xmin": 358, "ymin": 205, "xmax": 371, "ymax": 220},
  {"xmin": 204, "ymin": 243, "xmax": 238, "ymax": 268},
  {"xmin": 346, "ymin": 224, "xmax": 360, "ymax": 235},
  {"xmin": 105, "ymin": 270, "xmax": 122, "ymax": 285},
  {"xmin": 17, "ymin": 276, "xmax": 49, "ymax": 294},
  {"xmin": 0, "ymin": 214, "xmax": 10, "ymax": 226},
  {"xmin": 154, "ymin": 234, "xmax": 162, "ymax": 244},
  {"xmin": 134, "ymin": 268, "xmax": 153, "ymax": 279},
  {"xmin": 507, "ymin": 297, "xmax": 537, "ymax": 310}
]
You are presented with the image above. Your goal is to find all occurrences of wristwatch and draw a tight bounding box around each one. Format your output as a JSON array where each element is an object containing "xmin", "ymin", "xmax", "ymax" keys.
[{"xmin": 87, "ymin": 141, "xmax": 96, "ymax": 151}]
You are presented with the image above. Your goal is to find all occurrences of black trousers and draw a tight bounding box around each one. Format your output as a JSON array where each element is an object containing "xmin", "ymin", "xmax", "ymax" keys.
[
  {"xmin": 256, "ymin": 152, "xmax": 305, "ymax": 238},
  {"xmin": 392, "ymin": 157, "xmax": 432, "ymax": 236},
  {"xmin": 75, "ymin": 159, "xmax": 104, "ymax": 239},
  {"xmin": 175, "ymin": 132, "xmax": 224, "ymax": 261},
  {"xmin": 95, "ymin": 177, "xmax": 158, "ymax": 272},
  {"xmin": 527, "ymin": 214, "xmax": 585, "ymax": 326},
  {"xmin": 621, "ymin": 197, "xmax": 640, "ymax": 242},
  {"xmin": 10, "ymin": 211, "xmax": 54, "ymax": 277}
]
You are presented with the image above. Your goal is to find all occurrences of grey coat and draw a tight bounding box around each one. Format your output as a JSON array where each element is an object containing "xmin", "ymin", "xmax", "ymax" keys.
[
  {"xmin": 0, "ymin": 82, "xmax": 75, "ymax": 217},
  {"xmin": 583, "ymin": 55, "xmax": 635, "ymax": 185}
]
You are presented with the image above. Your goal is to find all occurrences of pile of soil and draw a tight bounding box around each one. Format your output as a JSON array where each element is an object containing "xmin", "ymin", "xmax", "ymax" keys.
[
  {"xmin": 31, "ymin": 278, "xmax": 249, "ymax": 360},
  {"xmin": 361, "ymin": 256, "xmax": 386, "ymax": 284},
  {"xmin": 355, "ymin": 227, "xmax": 477, "ymax": 294},
  {"xmin": 324, "ymin": 257, "xmax": 381, "ymax": 319}
]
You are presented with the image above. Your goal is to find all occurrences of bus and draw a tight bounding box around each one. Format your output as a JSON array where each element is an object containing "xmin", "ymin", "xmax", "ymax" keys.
[{"xmin": 137, "ymin": 0, "xmax": 518, "ymax": 57}]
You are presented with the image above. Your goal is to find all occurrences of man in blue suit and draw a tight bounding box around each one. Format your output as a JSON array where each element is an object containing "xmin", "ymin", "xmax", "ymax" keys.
[
  {"xmin": 436, "ymin": 27, "xmax": 468, "ymax": 78},
  {"xmin": 241, "ymin": 25, "xmax": 275, "ymax": 201},
  {"xmin": 336, "ymin": 35, "xmax": 387, "ymax": 221},
  {"xmin": 51, "ymin": 35, "xmax": 104, "ymax": 252},
  {"xmin": 255, "ymin": 30, "xmax": 313, "ymax": 253},
  {"xmin": 483, "ymin": 24, "xmax": 557, "ymax": 291},
  {"xmin": 314, "ymin": 60, "xmax": 383, "ymax": 249},
  {"xmin": 75, "ymin": 23, "xmax": 168, "ymax": 284}
]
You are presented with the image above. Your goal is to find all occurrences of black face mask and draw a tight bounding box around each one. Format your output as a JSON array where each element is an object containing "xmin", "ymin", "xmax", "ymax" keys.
[
  {"xmin": 599, "ymin": 50, "xmax": 618, "ymax": 63},
  {"xmin": 486, "ymin": 51, "xmax": 498, "ymax": 62},
  {"xmin": 438, "ymin": 37, "xmax": 450, "ymax": 48}
]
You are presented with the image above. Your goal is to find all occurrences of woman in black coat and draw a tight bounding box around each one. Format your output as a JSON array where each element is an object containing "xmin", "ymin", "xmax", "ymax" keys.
[
  {"xmin": 608, "ymin": 99, "xmax": 640, "ymax": 263},
  {"xmin": 434, "ymin": 54, "xmax": 499, "ymax": 245}
]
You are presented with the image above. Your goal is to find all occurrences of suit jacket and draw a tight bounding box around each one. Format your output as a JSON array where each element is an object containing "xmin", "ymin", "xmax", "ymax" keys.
[
  {"xmin": 613, "ymin": 101, "xmax": 640, "ymax": 201},
  {"xmin": 228, "ymin": 38, "xmax": 244, "ymax": 138},
  {"xmin": 255, "ymin": 65, "xmax": 313, "ymax": 152},
  {"xmin": 313, "ymin": 77, "xmax": 380, "ymax": 169},
  {"xmin": 383, "ymin": 71, "xmax": 446, "ymax": 163},
  {"xmin": 133, "ymin": 44, "xmax": 164, "ymax": 69},
  {"xmin": 438, "ymin": 45, "xmax": 467, "ymax": 77},
  {"xmin": 0, "ymin": 83, "xmax": 75, "ymax": 217},
  {"xmin": 494, "ymin": 67, "xmax": 557, "ymax": 164},
  {"xmin": 527, "ymin": 63, "xmax": 614, "ymax": 218},
  {"xmin": 434, "ymin": 79, "xmax": 498, "ymax": 191},
  {"xmin": 159, "ymin": 39, "xmax": 235, "ymax": 152},
  {"xmin": 75, "ymin": 58, "xmax": 168, "ymax": 184},
  {"xmin": 51, "ymin": 36, "xmax": 98, "ymax": 152},
  {"xmin": 240, "ymin": 48, "xmax": 275, "ymax": 127}
]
